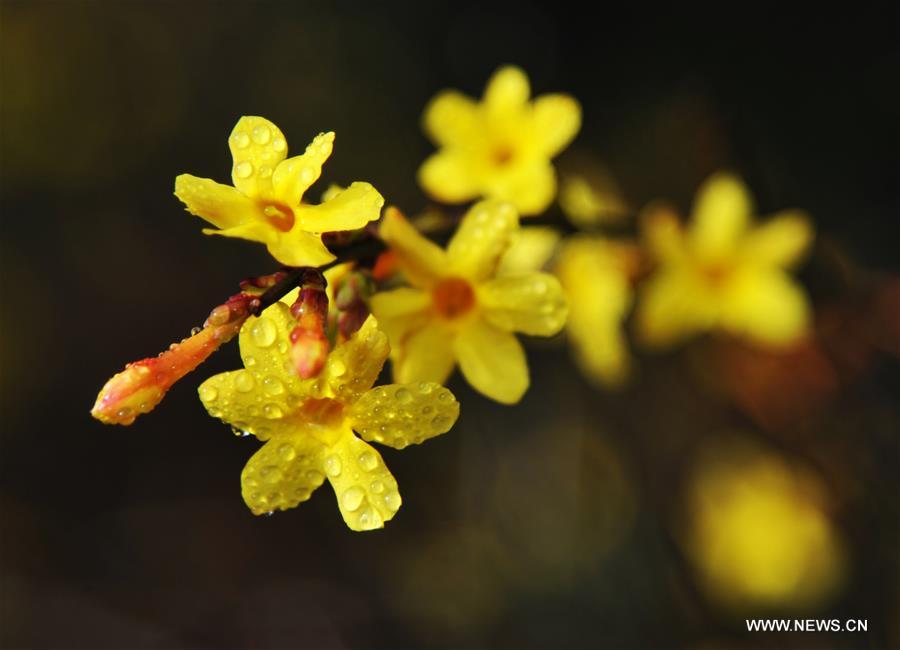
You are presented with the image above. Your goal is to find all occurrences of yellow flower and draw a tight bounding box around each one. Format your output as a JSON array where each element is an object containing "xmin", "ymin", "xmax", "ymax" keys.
[
  {"xmin": 175, "ymin": 116, "xmax": 384, "ymax": 267},
  {"xmin": 370, "ymin": 201, "xmax": 568, "ymax": 404},
  {"xmin": 197, "ymin": 305, "xmax": 459, "ymax": 531},
  {"xmin": 684, "ymin": 439, "xmax": 845, "ymax": 610},
  {"xmin": 419, "ymin": 66, "xmax": 581, "ymax": 215},
  {"xmin": 637, "ymin": 173, "xmax": 813, "ymax": 348},
  {"xmin": 556, "ymin": 237, "xmax": 636, "ymax": 388}
]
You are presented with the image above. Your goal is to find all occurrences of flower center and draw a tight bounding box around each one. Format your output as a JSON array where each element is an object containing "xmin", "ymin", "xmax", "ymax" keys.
[
  {"xmin": 432, "ymin": 277, "xmax": 475, "ymax": 320},
  {"xmin": 491, "ymin": 145, "xmax": 514, "ymax": 167},
  {"xmin": 701, "ymin": 263, "xmax": 734, "ymax": 288},
  {"xmin": 261, "ymin": 201, "xmax": 295, "ymax": 232},
  {"xmin": 298, "ymin": 398, "xmax": 345, "ymax": 428}
]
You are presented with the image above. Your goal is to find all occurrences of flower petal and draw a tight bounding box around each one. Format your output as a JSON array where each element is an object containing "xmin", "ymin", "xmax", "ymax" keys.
[
  {"xmin": 720, "ymin": 268, "xmax": 810, "ymax": 345},
  {"xmin": 741, "ymin": 211, "xmax": 813, "ymax": 268},
  {"xmin": 487, "ymin": 160, "xmax": 556, "ymax": 215},
  {"xmin": 240, "ymin": 433, "xmax": 328, "ymax": 515},
  {"xmin": 203, "ymin": 221, "xmax": 276, "ymax": 247},
  {"xmin": 229, "ymin": 116, "xmax": 288, "ymax": 197},
  {"xmin": 484, "ymin": 66, "xmax": 530, "ymax": 115},
  {"xmin": 265, "ymin": 229, "xmax": 336, "ymax": 267},
  {"xmin": 320, "ymin": 316, "xmax": 390, "ymax": 402},
  {"xmin": 497, "ymin": 226, "xmax": 561, "ymax": 275},
  {"xmin": 349, "ymin": 382, "xmax": 459, "ymax": 449},
  {"xmin": 480, "ymin": 272, "xmax": 567, "ymax": 336},
  {"xmin": 635, "ymin": 268, "xmax": 717, "ymax": 349},
  {"xmin": 379, "ymin": 207, "xmax": 448, "ymax": 289},
  {"xmin": 423, "ymin": 90, "xmax": 480, "ymax": 147},
  {"xmin": 690, "ymin": 173, "xmax": 753, "ymax": 258},
  {"xmin": 271, "ymin": 131, "xmax": 335, "ymax": 206},
  {"xmin": 198, "ymin": 370, "xmax": 298, "ymax": 441},
  {"xmin": 239, "ymin": 302, "xmax": 311, "ymax": 399},
  {"xmin": 532, "ymin": 94, "xmax": 581, "ymax": 156},
  {"xmin": 324, "ymin": 430, "xmax": 402, "ymax": 531},
  {"xmin": 295, "ymin": 181, "xmax": 383, "ymax": 233},
  {"xmin": 447, "ymin": 200, "xmax": 519, "ymax": 282},
  {"xmin": 454, "ymin": 318, "xmax": 528, "ymax": 404},
  {"xmin": 174, "ymin": 175, "xmax": 258, "ymax": 230},
  {"xmin": 369, "ymin": 287, "xmax": 432, "ymax": 344},
  {"xmin": 418, "ymin": 150, "xmax": 481, "ymax": 204},
  {"xmin": 392, "ymin": 321, "xmax": 457, "ymax": 386}
]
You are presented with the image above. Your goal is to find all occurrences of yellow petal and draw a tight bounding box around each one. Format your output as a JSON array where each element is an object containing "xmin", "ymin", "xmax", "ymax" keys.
[
  {"xmin": 487, "ymin": 160, "xmax": 556, "ymax": 215},
  {"xmin": 497, "ymin": 226, "xmax": 561, "ymax": 275},
  {"xmin": 369, "ymin": 287, "xmax": 431, "ymax": 344},
  {"xmin": 229, "ymin": 116, "xmax": 288, "ymax": 197},
  {"xmin": 720, "ymin": 268, "xmax": 810, "ymax": 345},
  {"xmin": 392, "ymin": 321, "xmax": 456, "ymax": 386},
  {"xmin": 239, "ymin": 302, "xmax": 311, "ymax": 399},
  {"xmin": 379, "ymin": 207, "xmax": 448, "ymax": 289},
  {"xmin": 418, "ymin": 150, "xmax": 481, "ymax": 204},
  {"xmin": 295, "ymin": 181, "xmax": 383, "ymax": 232},
  {"xmin": 641, "ymin": 202, "xmax": 686, "ymax": 264},
  {"xmin": 532, "ymin": 94, "xmax": 581, "ymax": 156},
  {"xmin": 265, "ymin": 229, "xmax": 336, "ymax": 267},
  {"xmin": 174, "ymin": 174, "xmax": 258, "ymax": 230},
  {"xmin": 199, "ymin": 369, "xmax": 300, "ymax": 441},
  {"xmin": 320, "ymin": 316, "xmax": 390, "ymax": 402},
  {"xmin": 741, "ymin": 211, "xmax": 813, "ymax": 268},
  {"xmin": 636, "ymin": 268, "xmax": 717, "ymax": 349},
  {"xmin": 484, "ymin": 66, "xmax": 530, "ymax": 115},
  {"xmin": 454, "ymin": 318, "xmax": 528, "ymax": 404},
  {"xmin": 349, "ymin": 383, "xmax": 459, "ymax": 449},
  {"xmin": 690, "ymin": 173, "xmax": 753, "ymax": 258},
  {"xmin": 271, "ymin": 132, "xmax": 334, "ymax": 206},
  {"xmin": 323, "ymin": 429, "xmax": 402, "ymax": 531},
  {"xmin": 447, "ymin": 200, "xmax": 519, "ymax": 281},
  {"xmin": 240, "ymin": 433, "xmax": 328, "ymax": 515},
  {"xmin": 423, "ymin": 90, "xmax": 480, "ymax": 147},
  {"xmin": 203, "ymin": 221, "xmax": 276, "ymax": 247},
  {"xmin": 480, "ymin": 272, "xmax": 567, "ymax": 336}
]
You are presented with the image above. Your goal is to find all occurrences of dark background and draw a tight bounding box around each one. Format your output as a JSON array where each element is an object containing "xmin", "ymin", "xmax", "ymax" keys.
[{"xmin": 1, "ymin": 2, "xmax": 897, "ymax": 648}]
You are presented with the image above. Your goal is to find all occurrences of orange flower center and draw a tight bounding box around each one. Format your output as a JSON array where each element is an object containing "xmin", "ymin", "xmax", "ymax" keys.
[
  {"xmin": 432, "ymin": 277, "xmax": 475, "ymax": 320},
  {"xmin": 261, "ymin": 201, "xmax": 296, "ymax": 232},
  {"xmin": 491, "ymin": 145, "xmax": 514, "ymax": 166},
  {"xmin": 297, "ymin": 398, "xmax": 345, "ymax": 427}
]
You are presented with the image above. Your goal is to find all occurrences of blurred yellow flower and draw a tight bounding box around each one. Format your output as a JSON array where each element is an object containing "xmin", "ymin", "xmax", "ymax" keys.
[
  {"xmin": 175, "ymin": 116, "xmax": 383, "ymax": 267},
  {"xmin": 197, "ymin": 305, "xmax": 459, "ymax": 531},
  {"xmin": 637, "ymin": 173, "xmax": 813, "ymax": 348},
  {"xmin": 556, "ymin": 237, "xmax": 636, "ymax": 387},
  {"xmin": 684, "ymin": 440, "xmax": 845, "ymax": 610},
  {"xmin": 419, "ymin": 66, "xmax": 581, "ymax": 215},
  {"xmin": 370, "ymin": 201, "xmax": 568, "ymax": 404}
]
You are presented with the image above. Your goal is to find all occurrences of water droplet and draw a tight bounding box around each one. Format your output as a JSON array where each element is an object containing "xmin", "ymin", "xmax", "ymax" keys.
[
  {"xmin": 421, "ymin": 406, "xmax": 433, "ymax": 415},
  {"xmin": 341, "ymin": 487, "xmax": 365, "ymax": 512},
  {"xmin": 370, "ymin": 480, "xmax": 384, "ymax": 494},
  {"xmin": 252, "ymin": 124, "xmax": 271, "ymax": 144},
  {"xmin": 258, "ymin": 165, "xmax": 272, "ymax": 178},
  {"xmin": 438, "ymin": 391, "xmax": 451, "ymax": 402},
  {"xmin": 234, "ymin": 161, "xmax": 253, "ymax": 178},
  {"xmin": 263, "ymin": 511, "xmax": 275, "ymax": 517},
  {"xmin": 250, "ymin": 318, "xmax": 277, "ymax": 347},
  {"xmin": 278, "ymin": 341, "xmax": 288, "ymax": 354},
  {"xmin": 190, "ymin": 326, "xmax": 202, "ymax": 336},
  {"xmin": 278, "ymin": 443, "xmax": 296, "ymax": 461},
  {"xmin": 306, "ymin": 469, "xmax": 324, "ymax": 482},
  {"xmin": 383, "ymin": 491, "xmax": 401, "ymax": 512},
  {"xmin": 232, "ymin": 131, "xmax": 250, "ymax": 148},
  {"xmin": 260, "ymin": 465, "xmax": 283, "ymax": 484},
  {"xmin": 262, "ymin": 376, "xmax": 284, "ymax": 395},
  {"xmin": 300, "ymin": 166, "xmax": 315, "ymax": 184},
  {"xmin": 199, "ymin": 385, "xmax": 218, "ymax": 402},
  {"xmin": 324, "ymin": 455, "xmax": 342, "ymax": 477},
  {"xmin": 245, "ymin": 355, "xmax": 257, "ymax": 367},
  {"xmin": 263, "ymin": 403, "xmax": 283, "ymax": 418},
  {"xmin": 431, "ymin": 415, "xmax": 451, "ymax": 431},
  {"xmin": 235, "ymin": 371, "xmax": 255, "ymax": 392},
  {"xmin": 272, "ymin": 137, "xmax": 286, "ymax": 152},
  {"xmin": 328, "ymin": 358, "xmax": 346, "ymax": 377},
  {"xmin": 394, "ymin": 387, "xmax": 412, "ymax": 404},
  {"xmin": 358, "ymin": 451, "xmax": 377, "ymax": 471}
]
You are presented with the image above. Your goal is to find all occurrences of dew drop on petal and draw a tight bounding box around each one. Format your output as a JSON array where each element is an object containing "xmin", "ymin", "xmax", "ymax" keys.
[
  {"xmin": 252, "ymin": 124, "xmax": 271, "ymax": 145},
  {"xmin": 235, "ymin": 161, "xmax": 253, "ymax": 178},
  {"xmin": 251, "ymin": 318, "xmax": 277, "ymax": 347},
  {"xmin": 199, "ymin": 385, "xmax": 218, "ymax": 403},
  {"xmin": 370, "ymin": 480, "xmax": 384, "ymax": 494},
  {"xmin": 358, "ymin": 451, "xmax": 377, "ymax": 471},
  {"xmin": 278, "ymin": 443, "xmax": 296, "ymax": 461},
  {"xmin": 394, "ymin": 387, "xmax": 412, "ymax": 404},
  {"xmin": 341, "ymin": 487, "xmax": 365, "ymax": 512},
  {"xmin": 431, "ymin": 415, "xmax": 451, "ymax": 432},
  {"xmin": 324, "ymin": 455, "xmax": 342, "ymax": 477},
  {"xmin": 263, "ymin": 403, "xmax": 283, "ymax": 418},
  {"xmin": 232, "ymin": 132, "xmax": 250, "ymax": 148},
  {"xmin": 262, "ymin": 376, "xmax": 285, "ymax": 395},
  {"xmin": 383, "ymin": 491, "xmax": 401, "ymax": 513},
  {"xmin": 272, "ymin": 137, "xmax": 286, "ymax": 152},
  {"xmin": 235, "ymin": 371, "xmax": 255, "ymax": 392}
]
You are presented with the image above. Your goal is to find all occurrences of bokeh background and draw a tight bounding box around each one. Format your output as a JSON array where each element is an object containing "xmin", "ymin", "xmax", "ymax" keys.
[{"xmin": 1, "ymin": 2, "xmax": 898, "ymax": 648}]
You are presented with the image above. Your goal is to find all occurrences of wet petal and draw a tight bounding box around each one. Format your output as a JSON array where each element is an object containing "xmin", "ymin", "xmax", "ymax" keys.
[
  {"xmin": 174, "ymin": 175, "xmax": 258, "ymax": 230},
  {"xmin": 324, "ymin": 430, "xmax": 402, "ymax": 531},
  {"xmin": 480, "ymin": 272, "xmax": 567, "ymax": 336},
  {"xmin": 229, "ymin": 116, "xmax": 288, "ymax": 197},
  {"xmin": 271, "ymin": 132, "xmax": 335, "ymax": 206},
  {"xmin": 241, "ymin": 433, "xmax": 328, "ymax": 515},
  {"xmin": 265, "ymin": 229, "xmax": 336, "ymax": 268},
  {"xmin": 447, "ymin": 200, "xmax": 519, "ymax": 282},
  {"xmin": 454, "ymin": 318, "xmax": 528, "ymax": 404},
  {"xmin": 239, "ymin": 303, "xmax": 311, "ymax": 398},
  {"xmin": 379, "ymin": 207, "xmax": 448, "ymax": 289},
  {"xmin": 349, "ymin": 382, "xmax": 459, "ymax": 449},
  {"xmin": 319, "ymin": 316, "xmax": 390, "ymax": 402},
  {"xmin": 295, "ymin": 181, "xmax": 383, "ymax": 233},
  {"xmin": 198, "ymin": 370, "xmax": 300, "ymax": 442}
]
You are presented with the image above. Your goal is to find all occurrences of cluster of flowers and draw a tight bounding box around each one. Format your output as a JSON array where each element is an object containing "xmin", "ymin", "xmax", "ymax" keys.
[{"xmin": 92, "ymin": 66, "xmax": 813, "ymax": 531}]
